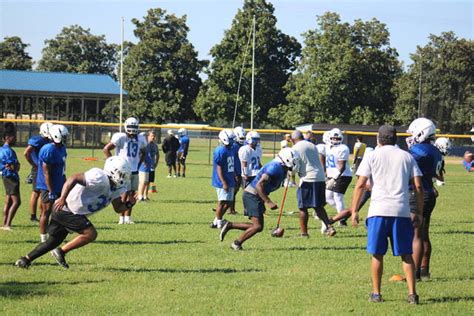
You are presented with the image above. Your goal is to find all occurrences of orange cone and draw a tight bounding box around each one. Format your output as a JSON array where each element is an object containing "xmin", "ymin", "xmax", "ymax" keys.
[{"xmin": 149, "ymin": 183, "xmax": 157, "ymax": 193}]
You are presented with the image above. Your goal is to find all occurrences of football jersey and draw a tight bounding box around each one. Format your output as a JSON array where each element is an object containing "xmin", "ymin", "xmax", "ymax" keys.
[
  {"xmin": 316, "ymin": 143, "xmax": 326, "ymax": 156},
  {"xmin": 325, "ymin": 144, "xmax": 352, "ymax": 178},
  {"xmin": 178, "ymin": 135, "xmax": 190, "ymax": 155},
  {"xmin": 0, "ymin": 144, "xmax": 19, "ymax": 179},
  {"xmin": 232, "ymin": 142, "xmax": 243, "ymax": 176},
  {"xmin": 27, "ymin": 135, "xmax": 50, "ymax": 165},
  {"xmin": 248, "ymin": 160, "xmax": 286, "ymax": 195},
  {"xmin": 111, "ymin": 133, "xmax": 147, "ymax": 172},
  {"xmin": 211, "ymin": 145, "xmax": 236, "ymax": 188},
  {"xmin": 409, "ymin": 143, "xmax": 443, "ymax": 192},
  {"xmin": 64, "ymin": 168, "xmax": 126, "ymax": 216},
  {"xmin": 36, "ymin": 143, "xmax": 67, "ymax": 193},
  {"xmin": 238, "ymin": 144, "xmax": 261, "ymax": 177}
]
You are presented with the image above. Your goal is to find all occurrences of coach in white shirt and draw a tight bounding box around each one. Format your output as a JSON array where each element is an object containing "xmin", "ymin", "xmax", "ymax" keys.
[
  {"xmin": 351, "ymin": 125, "xmax": 424, "ymax": 305},
  {"xmin": 291, "ymin": 130, "xmax": 335, "ymax": 237}
]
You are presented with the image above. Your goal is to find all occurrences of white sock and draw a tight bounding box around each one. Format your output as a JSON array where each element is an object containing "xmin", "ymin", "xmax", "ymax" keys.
[
  {"xmin": 213, "ymin": 217, "xmax": 218, "ymax": 225},
  {"xmin": 217, "ymin": 219, "xmax": 224, "ymax": 228},
  {"xmin": 119, "ymin": 216, "xmax": 124, "ymax": 224},
  {"xmin": 124, "ymin": 216, "xmax": 130, "ymax": 222},
  {"xmin": 40, "ymin": 234, "xmax": 48, "ymax": 242}
]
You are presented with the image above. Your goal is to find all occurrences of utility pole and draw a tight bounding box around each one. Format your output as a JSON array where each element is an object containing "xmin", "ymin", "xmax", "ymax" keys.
[
  {"xmin": 119, "ymin": 17, "xmax": 124, "ymax": 132},
  {"xmin": 418, "ymin": 58, "xmax": 423, "ymax": 117}
]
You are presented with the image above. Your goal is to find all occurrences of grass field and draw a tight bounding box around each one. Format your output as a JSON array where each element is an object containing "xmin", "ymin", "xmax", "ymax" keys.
[{"xmin": 1, "ymin": 140, "xmax": 473, "ymax": 315}]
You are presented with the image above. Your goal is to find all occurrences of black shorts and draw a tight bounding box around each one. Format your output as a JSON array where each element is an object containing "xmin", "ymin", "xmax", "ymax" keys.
[
  {"xmin": 40, "ymin": 190, "xmax": 60, "ymax": 203},
  {"xmin": 165, "ymin": 153, "xmax": 177, "ymax": 166},
  {"xmin": 149, "ymin": 169, "xmax": 155, "ymax": 183},
  {"xmin": 328, "ymin": 176, "xmax": 352, "ymax": 194},
  {"xmin": 3, "ymin": 177, "xmax": 20, "ymax": 195},
  {"xmin": 297, "ymin": 181, "xmax": 326, "ymax": 209},
  {"xmin": 48, "ymin": 210, "xmax": 93, "ymax": 236},
  {"xmin": 31, "ymin": 168, "xmax": 38, "ymax": 189},
  {"xmin": 242, "ymin": 191, "xmax": 265, "ymax": 220},
  {"xmin": 409, "ymin": 190, "xmax": 436, "ymax": 220}
]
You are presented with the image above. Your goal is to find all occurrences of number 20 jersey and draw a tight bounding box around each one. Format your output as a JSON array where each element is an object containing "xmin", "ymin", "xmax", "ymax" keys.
[
  {"xmin": 64, "ymin": 168, "xmax": 126, "ymax": 216},
  {"xmin": 325, "ymin": 144, "xmax": 353, "ymax": 178},
  {"xmin": 111, "ymin": 133, "xmax": 147, "ymax": 172}
]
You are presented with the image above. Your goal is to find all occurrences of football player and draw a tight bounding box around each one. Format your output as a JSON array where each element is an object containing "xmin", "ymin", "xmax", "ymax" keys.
[
  {"xmin": 210, "ymin": 130, "xmax": 236, "ymax": 229},
  {"xmin": 177, "ymin": 128, "xmax": 190, "ymax": 177},
  {"xmin": 36, "ymin": 124, "xmax": 68, "ymax": 242},
  {"xmin": 24, "ymin": 122, "xmax": 52, "ymax": 222},
  {"xmin": 325, "ymin": 128, "xmax": 353, "ymax": 226},
  {"xmin": 15, "ymin": 156, "xmax": 133, "ymax": 269},
  {"xmin": 103, "ymin": 117, "xmax": 146, "ymax": 224},
  {"xmin": 434, "ymin": 137, "xmax": 452, "ymax": 186},
  {"xmin": 352, "ymin": 136, "xmax": 367, "ymax": 173},
  {"xmin": 229, "ymin": 126, "xmax": 246, "ymax": 215},
  {"xmin": 406, "ymin": 118, "xmax": 443, "ymax": 281},
  {"xmin": 238, "ymin": 130, "xmax": 262, "ymax": 188},
  {"xmin": 219, "ymin": 148, "xmax": 299, "ymax": 250}
]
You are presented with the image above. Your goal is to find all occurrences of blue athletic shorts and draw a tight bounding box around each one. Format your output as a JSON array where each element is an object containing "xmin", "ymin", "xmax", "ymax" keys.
[
  {"xmin": 216, "ymin": 188, "xmax": 234, "ymax": 201},
  {"xmin": 297, "ymin": 181, "xmax": 326, "ymax": 209},
  {"xmin": 242, "ymin": 191, "xmax": 265, "ymax": 220},
  {"xmin": 366, "ymin": 216, "xmax": 414, "ymax": 256}
]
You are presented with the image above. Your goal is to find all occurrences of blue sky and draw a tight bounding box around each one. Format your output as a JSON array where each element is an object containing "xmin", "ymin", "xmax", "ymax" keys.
[{"xmin": 1, "ymin": 0, "xmax": 472, "ymax": 69}]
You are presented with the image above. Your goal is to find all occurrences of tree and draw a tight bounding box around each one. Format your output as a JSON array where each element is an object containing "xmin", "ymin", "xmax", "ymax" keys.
[
  {"xmin": 0, "ymin": 36, "xmax": 33, "ymax": 70},
  {"xmin": 393, "ymin": 32, "xmax": 473, "ymax": 133},
  {"xmin": 38, "ymin": 25, "xmax": 116, "ymax": 76},
  {"xmin": 194, "ymin": 0, "xmax": 301, "ymax": 127},
  {"xmin": 123, "ymin": 8, "xmax": 206, "ymax": 123},
  {"xmin": 269, "ymin": 12, "xmax": 401, "ymax": 128}
]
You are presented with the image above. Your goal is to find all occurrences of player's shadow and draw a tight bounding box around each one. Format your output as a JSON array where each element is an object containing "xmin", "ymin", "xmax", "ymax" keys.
[
  {"xmin": 94, "ymin": 239, "xmax": 204, "ymax": 245},
  {"xmin": 103, "ymin": 267, "xmax": 263, "ymax": 274},
  {"xmin": 131, "ymin": 220, "xmax": 210, "ymax": 225},
  {"xmin": 0, "ymin": 280, "xmax": 106, "ymax": 298},
  {"xmin": 425, "ymin": 296, "xmax": 474, "ymax": 303},
  {"xmin": 272, "ymin": 246, "xmax": 365, "ymax": 252},
  {"xmin": 159, "ymin": 199, "xmax": 214, "ymax": 204},
  {"xmin": 433, "ymin": 230, "xmax": 474, "ymax": 235}
]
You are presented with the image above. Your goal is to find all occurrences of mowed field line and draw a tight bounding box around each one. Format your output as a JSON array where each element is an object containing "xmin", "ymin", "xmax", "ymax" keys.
[{"xmin": 0, "ymin": 146, "xmax": 473, "ymax": 315}]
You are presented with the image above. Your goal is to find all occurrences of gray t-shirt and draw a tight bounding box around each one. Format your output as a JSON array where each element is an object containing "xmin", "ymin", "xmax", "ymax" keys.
[
  {"xmin": 292, "ymin": 140, "xmax": 325, "ymax": 183},
  {"xmin": 356, "ymin": 145, "xmax": 422, "ymax": 218}
]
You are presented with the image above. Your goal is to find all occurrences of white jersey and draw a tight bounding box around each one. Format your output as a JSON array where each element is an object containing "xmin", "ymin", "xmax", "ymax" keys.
[
  {"xmin": 325, "ymin": 144, "xmax": 352, "ymax": 178},
  {"xmin": 64, "ymin": 168, "xmax": 126, "ymax": 216},
  {"xmin": 111, "ymin": 133, "xmax": 147, "ymax": 172},
  {"xmin": 316, "ymin": 143, "xmax": 326, "ymax": 156},
  {"xmin": 238, "ymin": 145, "xmax": 261, "ymax": 177}
]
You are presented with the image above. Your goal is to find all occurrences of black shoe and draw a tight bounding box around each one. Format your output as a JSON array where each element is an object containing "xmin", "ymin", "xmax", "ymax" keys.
[
  {"xmin": 15, "ymin": 257, "xmax": 31, "ymax": 269},
  {"xmin": 368, "ymin": 293, "xmax": 383, "ymax": 303},
  {"xmin": 51, "ymin": 248, "xmax": 69, "ymax": 269},
  {"xmin": 30, "ymin": 216, "xmax": 39, "ymax": 222},
  {"xmin": 210, "ymin": 222, "xmax": 217, "ymax": 229},
  {"xmin": 339, "ymin": 220, "xmax": 348, "ymax": 227},
  {"xmin": 231, "ymin": 240, "xmax": 243, "ymax": 250},
  {"xmin": 408, "ymin": 294, "xmax": 419, "ymax": 305},
  {"xmin": 182, "ymin": 174, "xmax": 186, "ymax": 178},
  {"xmin": 299, "ymin": 233, "xmax": 310, "ymax": 238},
  {"xmin": 220, "ymin": 222, "xmax": 231, "ymax": 242}
]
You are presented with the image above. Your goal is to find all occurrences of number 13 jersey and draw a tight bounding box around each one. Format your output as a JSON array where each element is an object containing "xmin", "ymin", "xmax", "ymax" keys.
[{"xmin": 111, "ymin": 133, "xmax": 147, "ymax": 172}]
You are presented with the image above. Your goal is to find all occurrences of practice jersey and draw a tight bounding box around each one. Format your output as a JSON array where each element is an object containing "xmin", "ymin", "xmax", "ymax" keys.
[
  {"xmin": 238, "ymin": 144, "xmax": 261, "ymax": 177},
  {"xmin": 0, "ymin": 144, "xmax": 19, "ymax": 179},
  {"xmin": 248, "ymin": 160, "xmax": 286, "ymax": 196},
  {"xmin": 64, "ymin": 168, "xmax": 126, "ymax": 216},
  {"xmin": 178, "ymin": 135, "xmax": 190, "ymax": 155},
  {"xmin": 27, "ymin": 135, "xmax": 50, "ymax": 166},
  {"xmin": 316, "ymin": 143, "xmax": 326, "ymax": 156},
  {"xmin": 325, "ymin": 144, "xmax": 352, "ymax": 178},
  {"xmin": 353, "ymin": 141, "xmax": 367, "ymax": 158},
  {"xmin": 139, "ymin": 145, "xmax": 154, "ymax": 173},
  {"xmin": 111, "ymin": 133, "xmax": 147, "ymax": 172},
  {"xmin": 36, "ymin": 143, "xmax": 67, "ymax": 193},
  {"xmin": 409, "ymin": 143, "xmax": 443, "ymax": 192},
  {"xmin": 232, "ymin": 142, "xmax": 243, "ymax": 176},
  {"xmin": 463, "ymin": 159, "xmax": 474, "ymax": 172},
  {"xmin": 212, "ymin": 145, "xmax": 236, "ymax": 188}
]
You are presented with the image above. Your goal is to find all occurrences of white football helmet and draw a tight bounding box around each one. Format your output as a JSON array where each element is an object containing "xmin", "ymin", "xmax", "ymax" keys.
[
  {"xmin": 49, "ymin": 124, "xmax": 68, "ymax": 144},
  {"xmin": 218, "ymin": 129, "xmax": 235, "ymax": 146},
  {"xmin": 233, "ymin": 126, "xmax": 246, "ymax": 145},
  {"xmin": 329, "ymin": 128, "xmax": 343, "ymax": 145},
  {"xmin": 124, "ymin": 117, "xmax": 139, "ymax": 135},
  {"xmin": 406, "ymin": 117, "xmax": 436, "ymax": 148},
  {"xmin": 40, "ymin": 122, "xmax": 53, "ymax": 139},
  {"xmin": 277, "ymin": 147, "xmax": 299, "ymax": 170},
  {"xmin": 435, "ymin": 137, "xmax": 452, "ymax": 155},
  {"xmin": 104, "ymin": 156, "xmax": 131, "ymax": 186},
  {"xmin": 178, "ymin": 128, "xmax": 187, "ymax": 136},
  {"xmin": 322, "ymin": 131, "xmax": 331, "ymax": 145},
  {"xmin": 246, "ymin": 130, "xmax": 260, "ymax": 146}
]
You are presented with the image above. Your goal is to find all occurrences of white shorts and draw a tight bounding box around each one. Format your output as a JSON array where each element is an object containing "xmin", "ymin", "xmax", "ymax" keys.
[
  {"xmin": 139, "ymin": 171, "xmax": 149, "ymax": 184},
  {"xmin": 128, "ymin": 173, "xmax": 139, "ymax": 191},
  {"xmin": 216, "ymin": 188, "xmax": 235, "ymax": 201}
]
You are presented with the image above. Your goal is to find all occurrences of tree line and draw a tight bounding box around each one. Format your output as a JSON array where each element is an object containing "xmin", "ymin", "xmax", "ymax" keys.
[{"xmin": 1, "ymin": 0, "xmax": 472, "ymax": 133}]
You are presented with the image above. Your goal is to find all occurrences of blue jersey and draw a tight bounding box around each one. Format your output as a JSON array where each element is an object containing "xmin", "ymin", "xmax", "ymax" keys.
[
  {"xmin": 139, "ymin": 146, "xmax": 154, "ymax": 172},
  {"xmin": 410, "ymin": 143, "xmax": 443, "ymax": 192},
  {"xmin": 27, "ymin": 135, "xmax": 49, "ymax": 166},
  {"xmin": 212, "ymin": 145, "xmax": 235, "ymax": 188},
  {"xmin": 0, "ymin": 144, "xmax": 19, "ymax": 180},
  {"xmin": 249, "ymin": 160, "xmax": 286, "ymax": 195},
  {"xmin": 178, "ymin": 136, "xmax": 190, "ymax": 155},
  {"xmin": 36, "ymin": 143, "xmax": 67, "ymax": 193},
  {"xmin": 463, "ymin": 160, "xmax": 474, "ymax": 172},
  {"xmin": 232, "ymin": 142, "xmax": 243, "ymax": 176}
]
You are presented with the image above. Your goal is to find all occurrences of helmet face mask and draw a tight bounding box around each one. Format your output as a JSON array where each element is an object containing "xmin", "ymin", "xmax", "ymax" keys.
[
  {"xmin": 435, "ymin": 137, "xmax": 452, "ymax": 155},
  {"xmin": 329, "ymin": 128, "xmax": 343, "ymax": 145},
  {"xmin": 40, "ymin": 122, "xmax": 53, "ymax": 139},
  {"xmin": 246, "ymin": 131, "xmax": 260, "ymax": 146},
  {"xmin": 49, "ymin": 124, "xmax": 69, "ymax": 145},
  {"xmin": 104, "ymin": 156, "xmax": 131, "ymax": 187},
  {"xmin": 124, "ymin": 117, "xmax": 139, "ymax": 135},
  {"xmin": 234, "ymin": 127, "xmax": 246, "ymax": 145}
]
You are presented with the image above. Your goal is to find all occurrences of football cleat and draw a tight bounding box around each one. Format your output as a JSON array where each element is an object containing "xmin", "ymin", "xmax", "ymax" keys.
[
  {"xmin": 51, "ymin": 248, "xmax": 69, "ymax": 269},
  {"xmin": 231, "ymin": 240, "xmax": 243, "ymax": 251},
  {"xmin": 220, "ymin": 222, "xmax": 231, "ymax": 242},
  {"xmin": 15, "ymin": 257, "xmax": 31, "ymax": 269}
]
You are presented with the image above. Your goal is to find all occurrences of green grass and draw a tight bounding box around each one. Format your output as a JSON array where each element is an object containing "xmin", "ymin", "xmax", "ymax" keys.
[{"xmin": 1, "ymin": 142, "xmax": 473, "ymax": 315}]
